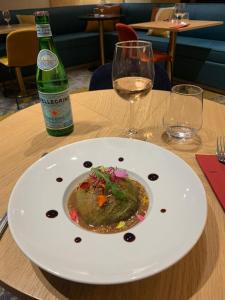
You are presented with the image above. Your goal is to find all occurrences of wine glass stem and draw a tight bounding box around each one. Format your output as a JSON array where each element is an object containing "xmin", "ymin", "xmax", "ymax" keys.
[{"xmin": 128, "ymin": 101, "xmax": 137, "ymax": 136}]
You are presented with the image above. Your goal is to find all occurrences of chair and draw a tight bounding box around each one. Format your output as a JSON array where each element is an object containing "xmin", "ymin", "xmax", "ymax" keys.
[
  {"xmin": 0, "ymin": 29, "xmax": 38, "ymax": 107},
  {"xmin": 89, "ymin": 62, "xmax": 171, "ymax": 92},
  {"xmin": 115, "ymin": 23, "xmax": 172, "ymax": 80}
]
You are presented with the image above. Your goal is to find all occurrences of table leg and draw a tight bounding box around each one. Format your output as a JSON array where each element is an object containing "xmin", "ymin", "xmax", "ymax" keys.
[
  {"xmin": 167, "ymin": 31, "xmax": 177, "ymax": 82},
  {"xmin": 98, "ymin": 20, "xmax": 105, "ymax": 65}
]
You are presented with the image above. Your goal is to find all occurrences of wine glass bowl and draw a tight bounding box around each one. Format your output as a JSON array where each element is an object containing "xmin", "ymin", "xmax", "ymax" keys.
[
  {"xmin": 2, "ymin": 10, "xmax": 11, "ymax": 26},
  {"xmin": 173, "ymin": 3, "xmax": 187, "ymax": 23},
  {"xmin": 112, "ymin": 40, "xmax": 155, "ymax": 139}
]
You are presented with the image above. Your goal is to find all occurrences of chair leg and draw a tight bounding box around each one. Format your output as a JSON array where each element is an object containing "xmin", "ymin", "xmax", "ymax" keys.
[
  {"xmin": 165, "ymin": 60, "xmax": 172, "ymax": 83},
  {"xmin": 15, "ymin": 67, "xmax": 26, "ymax": 96},
  {"xmin": 15, "ymin": 97, "xmax": 20, "ymax": 110}
]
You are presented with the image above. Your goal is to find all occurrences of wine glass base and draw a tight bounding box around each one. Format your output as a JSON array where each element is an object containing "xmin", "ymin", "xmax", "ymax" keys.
[{"xmin": 121, "ymin": 128, "xmax": 147, "ymax": 141}]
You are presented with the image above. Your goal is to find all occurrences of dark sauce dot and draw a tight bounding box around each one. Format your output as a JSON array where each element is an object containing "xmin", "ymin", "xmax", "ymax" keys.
[
  {"xmin": 46, "ymin": 210, "xmax": 58, "ymax": 218},
  {"xmin": 148, "ymin": 173, "xmax": 159, "ymax": 181},
  {"xmin": 124, "ymin": 232, "xmax": 136, "ymax": 242},
  {"xmin": 56, "ymin": 177, "xmax": 63, "ymax": 182},
  {"xmin": 83, "ymin": 161, "xmax": 93, "ymax": 168},
  {"xmin": 160, "ymin": 209, "xmax": 166, "ymax": 213},
  {"xmin": 118, "ymin": 157, "xmax": 124, "ymax": 162},
  {"xmin": 74, "ymin": 237, "xmax": 82, "ymax": 243}
]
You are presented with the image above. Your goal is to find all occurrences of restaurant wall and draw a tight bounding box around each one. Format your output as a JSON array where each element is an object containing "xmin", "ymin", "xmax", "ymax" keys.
[
  {"xmin": 0, "ymin": 0, "xmax": 50, "ymax": 10},
  {"xmin": 0, "ymin": 0, "xmax": 178, "ymax": 10},
  {"xmin": 49, "ymin": 0, "xmax": 176, "ymax": 6},
  {"xmin": 50, "ymin": 0, "xmax": 122, "ymax": 6}
]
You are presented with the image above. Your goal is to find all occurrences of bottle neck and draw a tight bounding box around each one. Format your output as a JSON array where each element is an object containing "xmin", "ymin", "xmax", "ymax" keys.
[{"xmin": 35, "ymin": 15, "xmax": 52, "ymax": 39}]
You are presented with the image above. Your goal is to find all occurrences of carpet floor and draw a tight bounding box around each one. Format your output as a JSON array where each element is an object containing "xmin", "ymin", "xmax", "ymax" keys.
[
  {"xmin": 1, "ymin": 66, "xmax": 225, "ymax": 120},
  {"xmin": 0, "ymin": 66, "xmax": 93, "ymax": 118}
]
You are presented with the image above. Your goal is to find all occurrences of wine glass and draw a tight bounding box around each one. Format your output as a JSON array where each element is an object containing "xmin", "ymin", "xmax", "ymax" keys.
[
  {"xmin": 174, "ymin": 3, "xmax": 187, "ymax": 22},
  {"xmin": 2, "ymin": 10, "xmax": 11, "ymax": 26},
  {"xmin": 112, "ymin": 40, "xmax": 155, "ymax": 139}
]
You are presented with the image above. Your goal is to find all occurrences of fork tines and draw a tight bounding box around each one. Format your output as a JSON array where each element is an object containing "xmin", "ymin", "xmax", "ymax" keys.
[{"xmin": 217, "ymin": 136, "xmax": 225, "ymax": 163}]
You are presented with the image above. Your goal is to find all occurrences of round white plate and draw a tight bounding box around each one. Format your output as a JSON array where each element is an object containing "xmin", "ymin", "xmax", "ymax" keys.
[{"xmin": 8, "ymin": 137, "xmax": 207, "ymax": 284}]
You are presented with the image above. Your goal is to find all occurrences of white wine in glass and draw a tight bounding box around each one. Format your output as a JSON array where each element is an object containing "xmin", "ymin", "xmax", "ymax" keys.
[
  {"xmin": 112, "ymin": 40, "xmax": 155, "ymax": 139},
  {"xmin": 2, "ymin": 10, "xmax": 11, "ymax": 26}
]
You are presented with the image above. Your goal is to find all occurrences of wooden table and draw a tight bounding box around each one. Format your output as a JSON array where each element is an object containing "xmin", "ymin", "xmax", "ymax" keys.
[
  {"xmin": 79, "ymin": 14, "xmax": 121, "ymax": 65},
  {"xmin": 131, "ymin": 20, "xmax": 223, "ymax": 79},
  {"xmin": 1, "ymin": 89, "xmax": 225, "ymax": 299},
  {"xmin": 0, "ymin": 24, "xmax": 35, "ymax": 35}
]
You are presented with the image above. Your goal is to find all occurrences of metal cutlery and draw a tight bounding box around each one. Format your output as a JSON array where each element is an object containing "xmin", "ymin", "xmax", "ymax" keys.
[
  {"xmin": 0, "ymin": 212, "xmax": 8, "ymax": 239},
  {"xmin": 216, "ymin": 136, "xmax": 225, "ymax": 164}
]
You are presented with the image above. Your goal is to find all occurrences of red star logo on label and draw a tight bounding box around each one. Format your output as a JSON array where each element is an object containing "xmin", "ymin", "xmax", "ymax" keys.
[{"xmin": 51, "ymin": 110, "xmax": 58, "ymax": 117}]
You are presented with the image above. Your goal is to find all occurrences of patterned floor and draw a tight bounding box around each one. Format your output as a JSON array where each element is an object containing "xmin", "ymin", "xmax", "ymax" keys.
[{"xmin": 0, "ymin": 67, "xmax": 225, "ymax": 299}]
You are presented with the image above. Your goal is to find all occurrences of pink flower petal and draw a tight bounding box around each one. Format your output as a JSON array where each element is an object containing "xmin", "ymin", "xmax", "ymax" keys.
[
  {"xmin": 114, "ymin": 169, "xmax": 128, "ymax": 178},
  {"xmin": 137, "ymin": 214, "xmax": 145, "ymax": 221}
]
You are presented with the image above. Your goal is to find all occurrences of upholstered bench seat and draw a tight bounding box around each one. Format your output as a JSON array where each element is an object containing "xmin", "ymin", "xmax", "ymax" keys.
[{"xmin": 54, "ymin": 32, "xmax": 99, "ymax": 66}]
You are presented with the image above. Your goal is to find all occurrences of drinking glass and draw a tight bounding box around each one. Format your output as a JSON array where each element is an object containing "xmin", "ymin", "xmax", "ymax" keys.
[
  {"xmin": 2, "ymin": 10, "xmax": 11, "ymax": 26},
  {"xmin": 112, "ymin": 40, "xmax": 155, "ymax": 139},
  {"xmin": 163, "ymin": 84, "xmax": 203, "ymax": 140}
]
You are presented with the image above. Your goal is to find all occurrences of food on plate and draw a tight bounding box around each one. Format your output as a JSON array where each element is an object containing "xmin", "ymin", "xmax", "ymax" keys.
[{"xmin": 67, "ymin": 166, "xmax": 149, "ymax": 233}]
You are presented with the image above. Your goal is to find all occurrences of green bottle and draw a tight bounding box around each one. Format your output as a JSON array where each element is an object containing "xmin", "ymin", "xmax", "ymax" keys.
[{"xmin": 34, "ymin": 11, "xmax": 74, "ymax": 136}]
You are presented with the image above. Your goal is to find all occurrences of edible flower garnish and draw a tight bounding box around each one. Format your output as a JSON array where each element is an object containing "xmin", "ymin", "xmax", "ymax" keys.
[
  {"xmin": 114, "ymin": 169, "xmax": 128, "ymax": 178},
  {"xmin": 91, "ymin": 167, "xmax": 128, "ymax": 201},
  {"xmin": 116, "ymin": 221, "xmax": 125, "ymax": 229},
  {"xmin": 69, "ymin": 209, "xmax": 79, "ymax": 223},
  {"xmin": 96, "ymin": 194, "xmax": 107, "ymax": 207},
  {"xmin": 136, "ymin": 214, "xmax": 145, "ymax": 222},
  {"xmin": 79, "ymin": 181, "xmax": 90, "ymax": 190}
]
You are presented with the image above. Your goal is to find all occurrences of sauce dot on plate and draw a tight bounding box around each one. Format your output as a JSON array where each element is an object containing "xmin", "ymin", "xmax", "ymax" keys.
[
  {"xmin": 56, "ymin": 177, "xmax": 63, "ymax": 182},
  {"xmin": 118, "ymin": 157, "xmax": 124, "ymax": 162},
  {"xmin": 83, "ymin": 161, "xmax": 93, "ymax": 168},
  {"xmin": 74, "ymin": 237, "xmax": 82, "ymax": 243},
  {"xmin": 124, "ymin": 232, "xmax": 136, "ymax": 242},
  {"xmin": 160, "ymin": 209, "xmax": 167, "ymax": 213},
  {"xmin": 46, "ymin": 210, "xmax": 58, "ymax": 218},
  {"xmin": 148, "ymin": 173, "xmax": 159, "ymax": 181}
]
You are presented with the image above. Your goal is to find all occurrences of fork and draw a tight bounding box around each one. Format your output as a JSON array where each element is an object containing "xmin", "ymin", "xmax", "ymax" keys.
[
  {"xmin": 0, "ymin": 212, "xmax": 8, "ymax": 239},
  {"xmin": 216, "ymin": 136, "xmax": 225, "ymax": 163}
]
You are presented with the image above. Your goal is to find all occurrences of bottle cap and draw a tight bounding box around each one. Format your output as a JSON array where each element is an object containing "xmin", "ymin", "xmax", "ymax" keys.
[{"xmin": 34, "ymin": 11, "xmax": 49, "ymax": 16}]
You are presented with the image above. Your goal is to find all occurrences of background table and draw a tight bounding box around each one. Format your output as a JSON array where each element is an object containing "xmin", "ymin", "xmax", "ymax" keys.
[
  {"xmin": 0, "ymin": 24, "xmax": 35, "ymax": 35},
  {"xmin": 0, "ymin": 90, "xmax": 225, "ymax": 299},
  {"xmin": 79, "ymin": 14, "xmax": 121, "ymax": 65},
  {"xmin": 131, "ymin": 20, "xmax": 223, "ymax": 79}
]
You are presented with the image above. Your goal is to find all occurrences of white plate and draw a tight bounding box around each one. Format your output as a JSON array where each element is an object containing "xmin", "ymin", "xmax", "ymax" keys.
[{"xmin": 8, "ymin": 137, "xmax": 207, "ymax": 284}]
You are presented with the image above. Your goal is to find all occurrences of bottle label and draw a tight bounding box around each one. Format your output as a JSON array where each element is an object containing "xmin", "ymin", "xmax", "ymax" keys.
[
  {"xmin": 37, "ymin": 49, "xmax": 59, "ymax": 71},
  {"xmin": 38, "ymin": 90, "xmax": 73, "ymax": 130},
  {"xmin": 36, "ymin": 24, "xmax": 52, "ymax": 37}
]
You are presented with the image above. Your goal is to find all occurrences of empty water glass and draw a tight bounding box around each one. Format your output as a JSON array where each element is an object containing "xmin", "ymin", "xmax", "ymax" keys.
[{"xmin": 164, "ymin": 84, "xmax": 203, "ymax": 140}]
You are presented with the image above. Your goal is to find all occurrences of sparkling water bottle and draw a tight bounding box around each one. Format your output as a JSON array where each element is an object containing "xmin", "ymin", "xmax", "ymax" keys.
[{"xmin": 35, "ymin": 11, "xmax": 74, "ymax": 136}]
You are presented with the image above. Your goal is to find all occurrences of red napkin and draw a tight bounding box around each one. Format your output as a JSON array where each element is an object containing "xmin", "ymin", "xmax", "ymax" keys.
[
  {"xmin": 170, "ymin": 22, "xmax": 189, "ymax": 29},
  {"xmin": 196, "ymin": 154, "xmax": 225, "ymax": 211}
]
